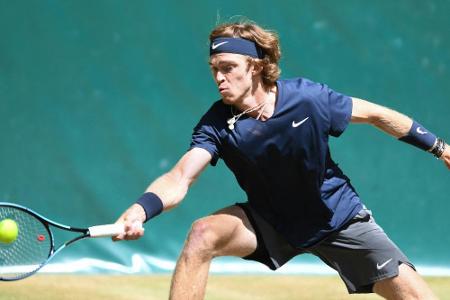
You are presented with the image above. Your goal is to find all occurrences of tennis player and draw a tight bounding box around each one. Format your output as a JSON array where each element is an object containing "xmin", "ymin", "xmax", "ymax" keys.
[{"xmin": 114, "ymin": 21, "xmax": 449, "ymax": 299}]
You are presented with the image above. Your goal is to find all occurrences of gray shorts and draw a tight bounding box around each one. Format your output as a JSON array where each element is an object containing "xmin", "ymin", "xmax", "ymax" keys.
[{"xmin": 236, "ymin": 203, "xmax": 415, "ymax": 294}]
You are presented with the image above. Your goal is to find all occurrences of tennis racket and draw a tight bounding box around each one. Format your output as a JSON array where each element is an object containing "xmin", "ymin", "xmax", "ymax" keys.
[{"xmin": 0, "ymin": 202, "xmax": 139, "ymax": 281}]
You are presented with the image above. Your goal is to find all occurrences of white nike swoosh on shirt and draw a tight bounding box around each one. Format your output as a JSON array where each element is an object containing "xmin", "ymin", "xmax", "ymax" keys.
[
  {"xmin": 292, "ymin": 117, "xmax": 309, "ymax": 128},
  {"xmin": 416, "ymin": 127, "xmax": 427, "ymax": 135},
  {"xmin": 211, "ymin": 41, "xmax": 229, "ymax": 50},
  {"xmin": 376, "ymin": 258, "xmax": 393, "ymax": 270}
]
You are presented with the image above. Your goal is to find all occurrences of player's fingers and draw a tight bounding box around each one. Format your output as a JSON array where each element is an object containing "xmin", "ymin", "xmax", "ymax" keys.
[
  {"xmin": 441, "ymin": 154, "xmax": 450, "ymax": 169},
  {"xmin": 112, "ymin": 204, "xmax": 146, "ymax": 241},
  {"xmin": 111, "ymin": 218, "xmax": 126, "ymax": 241},
  {"xmin": 122, "ymin": 220, "xmax": 144, "ymax": 240},
  {"xmin": 112, "ymin": 235, "xmax": 122, "ymax": 242},
  {"xmin": 112, "ymin": 224, "xmax": 127, "ymax": 241},
  {"xmin": 442, "ymin": 148, "xmax": 450, "ymax": 169}
]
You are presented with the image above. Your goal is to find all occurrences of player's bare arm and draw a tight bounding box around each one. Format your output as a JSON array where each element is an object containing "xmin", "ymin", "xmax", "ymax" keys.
[
  {"xmin": 350, "ymin": 97, "xmax": 412, "ymax": 137},
  {"xmin": 351, "ymin": 97, "xmax": 449, "ymax": 169},
  {"xmin": 113, "ymin": 148, "xmax": 212, "ymax": 241},
  {"xmin": 145, "ymin": 147, "xmax": 212, "ymax": 209}
]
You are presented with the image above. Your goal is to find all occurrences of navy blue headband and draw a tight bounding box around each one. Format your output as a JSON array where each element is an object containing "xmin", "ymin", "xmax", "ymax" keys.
[{"xmin": 210, "ymin": 37, "xmax": 265, "ymax": 59}]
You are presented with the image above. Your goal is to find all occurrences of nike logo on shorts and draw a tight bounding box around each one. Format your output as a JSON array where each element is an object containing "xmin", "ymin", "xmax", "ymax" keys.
[{"xmin": 376, "ymin": 258, "xmax": 393, "ymax": 270}]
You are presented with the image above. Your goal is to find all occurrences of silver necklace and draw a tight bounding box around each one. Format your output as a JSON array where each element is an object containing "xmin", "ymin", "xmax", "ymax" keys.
[{"xmin": 227, "ymin": 101, "xmax": 268, "ymax": 130}]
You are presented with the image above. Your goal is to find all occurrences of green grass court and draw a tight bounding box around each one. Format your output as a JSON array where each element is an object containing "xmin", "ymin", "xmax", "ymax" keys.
[{"xmin": 1, "ymin": 275, "xmax": 449, "ymax": 299}]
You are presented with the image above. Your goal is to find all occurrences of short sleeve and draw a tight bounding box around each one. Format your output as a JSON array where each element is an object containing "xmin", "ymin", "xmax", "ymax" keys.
[
  {"xmin": 327, "ymin": 87, "xmax": 353, "ymax": 137},
  {"xmin": 189, "ymin": 101, "xmax": 226, "ymax": 166},
  {"xmin": 190, "ymin": 124, "xmax": 220, "ymax": 166}
]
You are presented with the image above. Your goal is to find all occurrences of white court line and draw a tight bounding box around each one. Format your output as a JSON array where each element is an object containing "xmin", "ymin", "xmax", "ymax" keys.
[{"xmin": 14, "ymin": 255, "xmax": 447, "ymax": 276}]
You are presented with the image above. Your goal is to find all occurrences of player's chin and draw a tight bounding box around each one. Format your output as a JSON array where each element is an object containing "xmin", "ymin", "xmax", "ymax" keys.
[
  {"xmin": 219, "ymin": 90, "xmax": 233, "ymax": 101},
  {"xmin": 221, "ymin": 96, "xmax": 231, "ymax": 105},
  {"xmin": 221, "ymin": 95, "xmax": 237, "ymax": 105}
]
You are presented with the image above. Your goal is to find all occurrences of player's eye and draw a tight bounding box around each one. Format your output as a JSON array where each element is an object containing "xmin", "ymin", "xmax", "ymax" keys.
[{"xmin": 220, "ymin": 65, "xmax": 234, "ymax": 73}]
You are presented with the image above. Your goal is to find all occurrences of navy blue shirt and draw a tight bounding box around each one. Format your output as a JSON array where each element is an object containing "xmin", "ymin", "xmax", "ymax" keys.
[{"xmin": 190, "ymin": 78, "xmax": 363, "ymax": 248}]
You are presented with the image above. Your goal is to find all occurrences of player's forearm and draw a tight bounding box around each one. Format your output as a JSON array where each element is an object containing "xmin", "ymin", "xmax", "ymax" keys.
[
  {"xmin": 132, "ymin": 149, "xmax": 211, "ymax": 223},
  {"xmin": 351, "ymin": 98, "xmax": 412, "ymax": 138},
  {"xmin": 352, "ymin": 97, "xmax": 447, "ymax": 161},
  {"xmin": 371, "ymin": 107, "xmax": 413, "ymax": 138},
  {"xmin": 113, "ymin": 171, "xmax": 190, "ymax": 236},
  {"xmin": 374, "ymin": 108, "xmax": 449, "ymax": 166},
  {"xmin": 145, "ymin": 170, "xmax": 190, "ymax": 211}
]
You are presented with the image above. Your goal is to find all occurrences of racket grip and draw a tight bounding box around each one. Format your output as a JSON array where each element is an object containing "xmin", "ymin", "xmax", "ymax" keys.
[
  {"xmin": 88, "ymin": 224, "xmax": 125, "ymax": 237},
  {"xmin": 89, "ymin": 222, "xmax": 144, "ymax": 237}
]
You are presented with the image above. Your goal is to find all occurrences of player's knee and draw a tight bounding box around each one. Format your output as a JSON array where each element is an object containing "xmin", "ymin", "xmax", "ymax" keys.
[{"xmin": 184, "ymin": 218, "xmax": 220, "ymax": 259}]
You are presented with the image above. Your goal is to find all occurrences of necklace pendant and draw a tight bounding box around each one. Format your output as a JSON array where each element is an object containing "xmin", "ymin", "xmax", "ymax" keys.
[{"xmin": 227, "ymin": 116, "xmax": 236, "ymax": 130}]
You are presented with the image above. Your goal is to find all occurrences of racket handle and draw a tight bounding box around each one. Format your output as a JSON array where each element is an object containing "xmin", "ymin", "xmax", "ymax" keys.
[
  {"xmin": 88, "ymin": 224, "xmax": 125, "ymax": 237},
  {"xmin": 89, "ymin": 222, "xmax": 144, "ymax": 237}
]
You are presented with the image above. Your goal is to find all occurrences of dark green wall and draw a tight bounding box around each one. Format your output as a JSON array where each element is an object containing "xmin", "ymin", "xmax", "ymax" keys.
[{"xmin": 1, "ymin": 0, "xmax": 448, "ymax": 271}]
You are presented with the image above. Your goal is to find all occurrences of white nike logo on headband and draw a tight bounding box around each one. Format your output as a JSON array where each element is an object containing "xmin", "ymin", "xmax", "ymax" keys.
[{"xmin": 211, "ymin": 41, "xmax": 229, "ymax": 50}]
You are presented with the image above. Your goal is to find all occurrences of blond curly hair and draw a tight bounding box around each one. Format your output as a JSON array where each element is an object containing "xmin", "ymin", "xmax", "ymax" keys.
[{"xmin": 209, "ymin": 21, "xmax": 282, "ymax": 87}]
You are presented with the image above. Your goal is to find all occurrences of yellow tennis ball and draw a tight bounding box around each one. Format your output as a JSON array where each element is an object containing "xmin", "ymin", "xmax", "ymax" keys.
[{"xmin": 0, "ymin": 218, "xmax": 19, "ymax": 244}]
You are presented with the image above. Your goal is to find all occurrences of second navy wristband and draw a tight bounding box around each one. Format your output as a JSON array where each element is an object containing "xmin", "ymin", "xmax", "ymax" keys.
[{"xmin": 398, "ymin": 120, "xmax": 436, "ymax": 151}]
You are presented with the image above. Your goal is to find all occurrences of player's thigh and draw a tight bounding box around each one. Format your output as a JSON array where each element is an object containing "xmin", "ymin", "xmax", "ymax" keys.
[
  {"xmin": 373, "ymin": 263, "xmax": 436, "ymax": 299},
  {"xmin": 190, "ymin": 205, "xmax": 257, "ymax": 258}
]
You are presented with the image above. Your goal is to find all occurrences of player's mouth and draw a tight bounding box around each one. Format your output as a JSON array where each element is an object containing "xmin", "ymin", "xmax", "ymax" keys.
[{"xmin": 219, "ymin": 86, "xmax": 229, "ymax": 94}]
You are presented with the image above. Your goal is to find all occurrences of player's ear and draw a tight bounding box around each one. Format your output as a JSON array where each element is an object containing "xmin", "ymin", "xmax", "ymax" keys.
[{"xmin": 248, "ymin": 58, "xmax": 263, "ymax": 76}]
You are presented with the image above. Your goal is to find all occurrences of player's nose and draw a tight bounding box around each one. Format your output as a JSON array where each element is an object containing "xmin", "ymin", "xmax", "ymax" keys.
[{"xmin": 215, "ymin": 71, "xmax": 225, "ymax": 84}]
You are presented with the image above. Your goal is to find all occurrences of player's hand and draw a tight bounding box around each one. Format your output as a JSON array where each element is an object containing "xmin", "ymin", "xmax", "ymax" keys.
[
  {"xmin": 441, "ymin": 144, "xmax": 450, "ymax": 170},
  {"xmin": 112, "ymin": 204, "xmax": 146, "ymax": 241}
]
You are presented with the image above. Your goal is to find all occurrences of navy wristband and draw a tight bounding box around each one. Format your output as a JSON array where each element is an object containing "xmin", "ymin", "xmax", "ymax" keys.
[
  {"xmin": 135, "ymin": 192, "xmax": 163, "ymax": 222},
  {"xmin": 398, "ymin": 120, "xmax": 436, "ymax": 151}
]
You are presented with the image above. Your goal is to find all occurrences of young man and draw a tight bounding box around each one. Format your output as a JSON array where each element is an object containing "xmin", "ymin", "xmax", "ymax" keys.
[{"xmin": 114, "ymin": 21, "xmax": 449, "ymax": 299}]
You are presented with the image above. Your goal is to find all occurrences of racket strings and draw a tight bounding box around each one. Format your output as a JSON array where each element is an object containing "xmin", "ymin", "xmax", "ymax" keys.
[{"xmin": 0, "ymin": 206, "xmax": 52, "ymax": 280}]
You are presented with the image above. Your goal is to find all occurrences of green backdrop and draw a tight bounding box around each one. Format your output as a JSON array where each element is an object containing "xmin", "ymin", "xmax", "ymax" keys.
[{"xmin": 1, "ymin": 0, "xmax": 449, "ymax": 274}]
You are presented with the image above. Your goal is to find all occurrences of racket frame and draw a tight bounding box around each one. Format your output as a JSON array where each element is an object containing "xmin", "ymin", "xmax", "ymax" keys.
[{"xmin": 0, "ymin": 202, "xmax": 90, "ymax": 281}]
